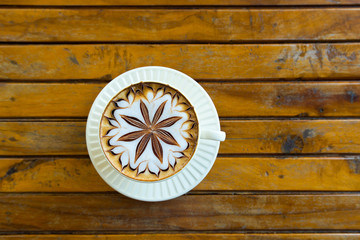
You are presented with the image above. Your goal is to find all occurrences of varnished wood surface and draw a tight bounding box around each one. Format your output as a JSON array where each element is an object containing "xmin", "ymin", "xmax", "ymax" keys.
[
  {"xmin": 1, "ymin": 193, "xmax": 360, "ymax": 231},
  {"xmin": 221, "ymin": 119, "xmax": 360, "ymax": 154},
  {"xmin": 1, "ymin": 9, "xmax": 360, "ymax": 42},
  {"xmin": 1, "ymin": 120, "xmax": 360, "ymax": 155},
  {"xmin": 1, "ymin": 156, "xmax": 360, "ymax": 192},
  {"xmin": 1, "ymin": 43, "xmax": 359, "ymax": 81},
  {"xmin": 2, "ymin": 234, "xmax": 360, "ymax": 240},
  {"xmin": 0, "ymin": 0, "xmax": 359, "ymax": 6},
  {"xmin": 2, "ymin": 82, "xmax": 360, "ymax": 117},
  {"xmin": 1, "ymin": 1, "xmax": 359, "ymax": 239}
]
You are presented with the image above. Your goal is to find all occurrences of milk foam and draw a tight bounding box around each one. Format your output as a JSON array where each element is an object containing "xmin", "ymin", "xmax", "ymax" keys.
[{"xmin": 104, "ymin": 83, "xmax": 196, "ymax": 178}]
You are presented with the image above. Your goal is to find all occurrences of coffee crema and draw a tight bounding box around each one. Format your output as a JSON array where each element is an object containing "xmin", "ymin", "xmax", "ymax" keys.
[{"xmin": 100, "ymin": 82, "xmax": 199, "ymax": 181}]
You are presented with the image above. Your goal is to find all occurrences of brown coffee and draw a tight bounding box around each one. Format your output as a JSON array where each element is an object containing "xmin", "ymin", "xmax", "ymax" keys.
[{"xmin": 100, "ymin": 82, "xmax": 199, "ymax": 181}]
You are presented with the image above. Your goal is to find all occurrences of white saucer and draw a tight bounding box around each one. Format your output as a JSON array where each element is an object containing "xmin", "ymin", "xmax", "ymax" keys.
[{"xmin": 86, "ymin": 66, "xmax": 221, "ymax": 201}]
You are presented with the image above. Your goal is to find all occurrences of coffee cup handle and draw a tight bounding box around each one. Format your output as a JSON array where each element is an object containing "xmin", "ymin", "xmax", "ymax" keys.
[{"xmin": 200, "ymin": 130, "xmax": 226, "ymax": 141}]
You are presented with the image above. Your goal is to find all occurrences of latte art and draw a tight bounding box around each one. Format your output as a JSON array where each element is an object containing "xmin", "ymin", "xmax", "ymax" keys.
[{"xmin": 100, "ymin": 82, "xmax": 199, "ymax": 181}]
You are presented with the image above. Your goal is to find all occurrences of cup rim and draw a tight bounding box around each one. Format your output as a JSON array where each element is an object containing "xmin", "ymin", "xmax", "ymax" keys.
[{"xmin": 86, "ymin": 66, "xmax": 221, "ymax": 201}]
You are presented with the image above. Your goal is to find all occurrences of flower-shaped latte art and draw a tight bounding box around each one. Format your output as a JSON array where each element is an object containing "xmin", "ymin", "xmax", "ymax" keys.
[
  {"xmin": 119, "ymin": 100, "xmax": 181, "ymax": 165},
  {"xmin": 101, "ymin": 82, "xmax": 198, "ymax": 180}
]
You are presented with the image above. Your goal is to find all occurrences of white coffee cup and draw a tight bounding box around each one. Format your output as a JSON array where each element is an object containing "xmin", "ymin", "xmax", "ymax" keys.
[{"xmin": 86, "ymin": 66, "xmax": 225, "ymax": 201}]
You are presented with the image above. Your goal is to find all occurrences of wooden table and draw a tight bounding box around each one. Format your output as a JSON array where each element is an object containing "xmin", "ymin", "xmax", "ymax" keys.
[{"xmin": 1, "ymin": 1, "xmax": 360, "ymax": 239}]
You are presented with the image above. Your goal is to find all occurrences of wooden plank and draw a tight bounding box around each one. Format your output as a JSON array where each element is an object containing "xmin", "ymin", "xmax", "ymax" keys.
[
  {"xmin": 1, "ymin": 44, "xmax": 359, "ymax": 81},
  {"xmin": 204, "ymin": 82, "xmax": 360, "ymax": 117},
  {"xmin": 0, "ymin": 0, "xmax": 359, "ymax": 6},
  {"xmin": 1, "ymin": 9, "xmax": 360, "ymax": 42},
  {"xmin": 0, "ymin": 83, "xmax": 104, "ymax": 118},
  {"xmin": 0, "ymin": 193, "xmax": 360, "ymax": 231},
  {"xmin": 0, "ymin": 120, "xmax": 360, "ymax": 155},
  {"xmin": 221, "ymin": 119, "xmax": 360, "ymax": 154},
  {"xmin": 2, "ymin": 233, "xmax": 360, "ymax": 240},
  {"xmin": 1, "ymin": 156, "xmax": 360, "ymax": 192},
  {"xmin": 2, "ymin": 82, "xmax": 360, "ymax": 118},
  {"xmin": 0, "ymin": 122, "xmax": 86, "ymax": 156},
  {"xmin": 0, "ymin": 157, "xmax": 112, "ymax": 192}
]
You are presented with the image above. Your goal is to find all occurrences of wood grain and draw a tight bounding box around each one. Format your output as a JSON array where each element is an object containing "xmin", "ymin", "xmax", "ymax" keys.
[
  {"xmin": 1, "ymin": 9, "xmax": 360, "ymax": 42},
  {"xmin": 1, "ymin": 120, "xmax": 360, "ymax": 155},
  {"xmin": 0, "ymin": 122, "xmax": 86, "ymax": 156},
  {"xmin": 2, "ymin": 82, "xmax": 360, "ymax": 117},
  {"xmin": 2, "ymin": 234, "xmax": 360, "ymax": 240},
  {"xmin": 1, "ymin": 193, "xmax": 360, "ymax": 231},
  {"xmin": 221, "ymin": 119, "xmax": 360, "ymax": 154},
  {"xmin": 0, "ymin": 0, "xmax": 358, "ymax": 6},
  {"xmin": 1, "ymin": 156, "xmax": 360, "ymax": 192},
  {"xmin": 1, "ymin": 44, "xmax": 360, "ymax": 80},
  {"xmin": 0, "ymin": 83, "xmax": 104, "ymax": 118},
  {"xmin": 1, "ymin": 1, "xmax": 359, "ymax": 238},
  {"xmin": 0, "ymin": 157, "xmax": 112, "ymax": 192}
]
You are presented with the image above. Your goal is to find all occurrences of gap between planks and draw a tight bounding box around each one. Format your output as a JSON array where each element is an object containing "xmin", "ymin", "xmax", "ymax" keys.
[
  {"xmin": 2, "ymin": 79, "xmax": 360, "ymax": 83},
  {"xmin": 2, "ymin": 5, "xmax": 360, "ymax": 9},
  {"xmin": 2, "ymin": 117, "xmax": 360, "ymax": 122},
  {"xmin": 1, "ymin": 153, "xmax": 360, "ymax": 158},
  {"xmin": 3, "ymin": 40, "xmax": 360, "ymax": 45},
  {"xmin": 1, "ymin": 231, "xmax": 360, "ymax": 234},
  {"xmin": 0, "ymin": 191, "xmax": 360, "ymax": 195}
]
